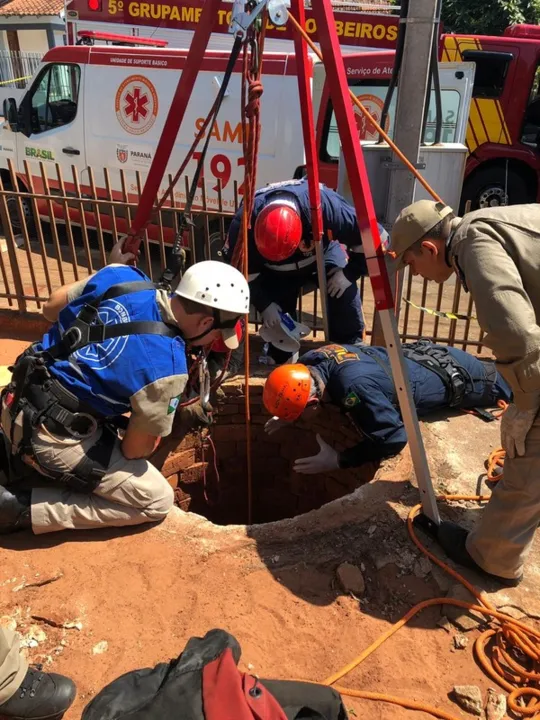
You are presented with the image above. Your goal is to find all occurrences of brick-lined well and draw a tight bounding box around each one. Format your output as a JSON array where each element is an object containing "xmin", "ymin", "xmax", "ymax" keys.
[{"xmin": 156, "ymin": 377, "xmax": 380, "ymax": 526}]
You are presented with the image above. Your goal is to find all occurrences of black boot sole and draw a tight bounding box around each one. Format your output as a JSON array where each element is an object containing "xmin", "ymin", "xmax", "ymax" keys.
[{"xmin": 413, "ymin": 514, "xmax": 523, "ymax": 588}]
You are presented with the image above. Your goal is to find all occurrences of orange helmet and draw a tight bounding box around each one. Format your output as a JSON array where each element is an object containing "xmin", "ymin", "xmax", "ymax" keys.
[
  {"xmin": 254, "ymin": 198, "xmax": 303, "ymax": 262},
  {"xmin": 263, "ymin": 364, "xmax": 312, "ymax": 421}
]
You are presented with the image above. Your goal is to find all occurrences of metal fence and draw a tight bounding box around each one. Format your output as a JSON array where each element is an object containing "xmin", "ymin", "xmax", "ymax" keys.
[
  {"xmin": 0, "ymin": 159, "xmax": 484, "ymax": 350},
  {"xmin": 0, "ymin": 51, "xmax": 42, "ymax": 88}
]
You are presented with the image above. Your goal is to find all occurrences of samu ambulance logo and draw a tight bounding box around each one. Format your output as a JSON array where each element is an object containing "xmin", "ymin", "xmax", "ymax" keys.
[
  {"xmin": 73, "ymin": 301, "xmax": 130, "ymax": 371},
  {"xmin": 115, "ymin": 75, "xmax": 158, "ymax": 136},
  {"xmin": 354, "ymin": 94, "xmax": 390, "ymax": 142}
]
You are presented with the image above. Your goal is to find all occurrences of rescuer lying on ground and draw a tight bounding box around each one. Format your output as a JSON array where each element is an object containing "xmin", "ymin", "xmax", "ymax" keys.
[
  {"xmin": 0, "ymin": 247, "xmax": 249, "ymax": 536},
  {"xmin": 389, "ymin": 201, "xmax": 540, "ymax": 587},
  {"xmin": 0, "ymin": 626, "xmax": 76, "ymax": 719},
  {"xmin": 263, "ymin": 339, "xmax": 511, "ymax": 472},
  {"xmin": 224, "ymin": 178, "xmax": 389, "ymax": 364}
]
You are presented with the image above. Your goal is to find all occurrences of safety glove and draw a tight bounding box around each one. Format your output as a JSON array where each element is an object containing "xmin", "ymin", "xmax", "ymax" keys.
[
  {"xmin": 293, "ymin": 434, "xmax": 340, "ymax": 474},
  {"xmin": 261, "ymin": 302, "xmax": 282, "ymax": 328},
  {"xmin": 264, "ymin": 416, "xmax": 289, "ymax": 436},
  {"xmin": 327, "ymin": 267, "xmax": 353, "ymax": 299},
  {"xmin": 500, "ymin": 403, "xmax": 539, "ymax": 459}
]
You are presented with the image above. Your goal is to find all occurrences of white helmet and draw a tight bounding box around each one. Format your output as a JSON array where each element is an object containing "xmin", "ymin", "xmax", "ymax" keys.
[
  {"xmin": 259, "ymin": 313, "xmax": 310, "ymax": 353},
  {"xmin": 175, "ymin": 261, "xmax": 250, "ymax": 348}
]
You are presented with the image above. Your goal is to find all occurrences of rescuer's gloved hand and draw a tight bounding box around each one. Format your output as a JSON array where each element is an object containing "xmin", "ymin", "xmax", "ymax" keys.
[
  {"xmin": 177, "ymin": 400, "xmax": 213, "ymax": 431},
  {"xmin": 293, "ymin": 434, "xmax": 339, "ymax": 474},
  {"xmin": 264, "ymin": 416, "xmax": 289, "ymax": 436},
  {"xmin": 501, "ymin": 403, "xmax": 539, "ymax": 459},
  {"xmin": 261, "ymin": 303, "xmax": 282, "ymax": 328},
  {"xmin": 327, "ymin": 267, "xmax": 353, "ymax": 299},
  {"xmin": 109, "ymin": 237, "xmax": 136, "ymax": 266}
]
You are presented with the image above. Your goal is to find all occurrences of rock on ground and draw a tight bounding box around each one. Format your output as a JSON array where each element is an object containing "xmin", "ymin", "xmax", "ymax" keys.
[
  {"xmin": 452, "ymin": 685, "xmax": 484, "ymax": 716},
  {"xmin": 485, "ymin": 688, "xmax": 507, "ymax": 720},
  {"xmin": 444, "ymin": 585, "xmax": 485, "ymax": 631},
  {"xmin": 336, "ymin": 563, "xmax": 365, "ymax": 597}
]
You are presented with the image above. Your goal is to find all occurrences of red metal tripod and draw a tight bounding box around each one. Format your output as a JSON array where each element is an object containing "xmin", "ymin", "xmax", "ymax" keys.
[{"xmin": 123, "ymin": 0, "xmax": 441, "ymax": 524}]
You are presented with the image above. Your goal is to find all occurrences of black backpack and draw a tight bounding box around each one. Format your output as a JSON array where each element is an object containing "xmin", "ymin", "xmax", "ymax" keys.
[{"xmin": 82, "ymin": 629, "xmax": 347, "ymax": 720}]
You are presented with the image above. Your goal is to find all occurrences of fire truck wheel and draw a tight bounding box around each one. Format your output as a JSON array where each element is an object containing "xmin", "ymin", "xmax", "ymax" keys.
[{"xmin": 460, "ymin": 166, "xmax": 533, "ymax": 213}]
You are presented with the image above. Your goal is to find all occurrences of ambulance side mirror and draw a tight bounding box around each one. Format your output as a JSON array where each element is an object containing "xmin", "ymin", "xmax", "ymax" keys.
[{"xmin": 3, "ymin": 98, "xmax": 18, "ymax": 132}]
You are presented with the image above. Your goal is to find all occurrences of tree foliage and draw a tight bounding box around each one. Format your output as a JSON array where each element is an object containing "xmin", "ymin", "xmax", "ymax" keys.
[{"xmin": 441, "ymin": 0, "xmax": 540, "ymax": 36}]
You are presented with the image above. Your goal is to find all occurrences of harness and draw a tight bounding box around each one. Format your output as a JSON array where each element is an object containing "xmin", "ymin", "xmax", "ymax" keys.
[
  {"xmin": 2, "ymin": 281, "xmax": 180, "ymax": 493},
  {"xmin": 401, "ymin": 340, "xmax": 469, "ymax": 408},
  {"xmin": 356, "ymin": 340, "xmax": 497, "ymax": 412}
]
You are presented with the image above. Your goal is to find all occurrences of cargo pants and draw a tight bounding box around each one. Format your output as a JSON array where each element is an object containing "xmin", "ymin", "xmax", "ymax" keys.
[
  {"xmin": 1, "ymin": 402, "xmax": 174, "ymax": 535},
  {"xmin": 0, "ymin": 628, "xmax": 27, "ymax": 706},
  {"xmin": 466, "ymin": 411, "xmax": 540, "ymax": 580}
]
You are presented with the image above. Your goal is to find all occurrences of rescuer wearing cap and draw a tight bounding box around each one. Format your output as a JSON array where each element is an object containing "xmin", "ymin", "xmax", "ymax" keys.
[
  {"xmin": 225, "ymin": 178, "xmax": 389, "ymax": 362},
  {"xmin": 0, "ymin": 244, "xmax": 249, "ymax": 535},
  {"xmin": 263, "ymin": 340, "xmax": 511, "ymax": 477},
  {"xmin": 389, "ymin": 200, "xmax": 540, "ymax": 586}
]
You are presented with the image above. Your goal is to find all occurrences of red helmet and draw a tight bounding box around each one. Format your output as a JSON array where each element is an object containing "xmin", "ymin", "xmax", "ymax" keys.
[{"xmin": 254, "ymin": 198, "xmax": 303, "ymax": 262}]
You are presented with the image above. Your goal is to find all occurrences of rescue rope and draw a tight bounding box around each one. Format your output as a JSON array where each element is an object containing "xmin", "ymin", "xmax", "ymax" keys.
[
  {"xmin": 316, "ymin": 400, "xmax": 540, "ymax": 720},
  {"xmin": 202, "ymin": 434, "xmax": 221, "ymax": 506},
  {"xmin": 231, "ymin": 20, "xmax": 267, "ymax": 525},
  {"xmin": 318, "ymin": 500, "xmax": 540, "ymax": 720},
  {"xmin": 487, "ymin": 447, "xmax": 506, "ymax": 481},
  {"xmin": 286, "ymin": 11, "xmax": 444, "ymax": 206}
]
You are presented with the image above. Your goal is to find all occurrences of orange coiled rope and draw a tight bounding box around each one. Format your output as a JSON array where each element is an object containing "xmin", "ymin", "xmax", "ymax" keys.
[
  {"xmin": 318, "ymin": 501, "xmax": 540, "ymax": 720},
  {"xmin": 315, "ymin": 404, "xmax": 540, "ymax": 719}
]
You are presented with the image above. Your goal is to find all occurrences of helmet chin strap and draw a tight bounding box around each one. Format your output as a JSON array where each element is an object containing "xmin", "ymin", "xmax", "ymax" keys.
[{"xmin": 183, "ymin": 309, "xmax": 240, "ymax": 345}]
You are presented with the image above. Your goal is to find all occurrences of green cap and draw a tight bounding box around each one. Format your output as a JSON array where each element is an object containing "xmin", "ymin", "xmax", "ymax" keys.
[{"xmin": 390, "ymin": 200, "xmax": 454, "ymax": 269}]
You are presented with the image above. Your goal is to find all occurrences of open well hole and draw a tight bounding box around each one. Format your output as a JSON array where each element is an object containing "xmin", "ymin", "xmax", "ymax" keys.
[{"xmin": 156, "ymin": 379, "xmax": 381, "ymax": 526}]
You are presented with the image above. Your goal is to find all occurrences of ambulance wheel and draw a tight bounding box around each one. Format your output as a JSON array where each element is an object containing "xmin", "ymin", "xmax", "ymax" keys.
[
  {"xmin": 2, "ymin": 181, "xmax": 36, "ymax": 238},
  {"xmin": 460, "ymin": 167, "xmax": 533, "ymax": 213}
]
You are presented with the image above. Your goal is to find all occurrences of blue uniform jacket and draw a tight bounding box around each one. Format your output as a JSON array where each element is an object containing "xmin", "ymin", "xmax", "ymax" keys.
[
  {"xmin": 38, "ymin": 265, "xmax": 188, "ymax": 421},
  {"xmin": 226, "ymin": 179, "xmax": 386, "ymax": 311},
  {"xmin": 300, "ymin": 343, "xmax": 513, "ymax": 468}
]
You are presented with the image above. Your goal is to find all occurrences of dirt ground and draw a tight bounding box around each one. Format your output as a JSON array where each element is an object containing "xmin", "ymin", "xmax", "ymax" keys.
[{"xmin": 1, "ymin": 339, "xmax": 540, "ymax": 720}]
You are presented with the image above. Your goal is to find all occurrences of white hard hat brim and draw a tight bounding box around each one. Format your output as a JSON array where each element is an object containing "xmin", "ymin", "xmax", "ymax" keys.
[
  {"xmin": 259, "ymin": 319, "xmax": 310, "ymax": 353},
  {"xmin": 221, "ymin": 326, "xmax": 240, "ymax": 350}
]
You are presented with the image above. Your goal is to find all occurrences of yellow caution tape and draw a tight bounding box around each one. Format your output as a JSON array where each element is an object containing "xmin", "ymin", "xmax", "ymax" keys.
[
  {"xmin": 0, "ymin": 365, "xmax": 12, "ymax": 389},
  {"xmin": 403, "ymin": 297, "xmax": 477, "ymax": 321},
  {"xmin": 0, "ymin": 75, "xmax": 31, "ymax": 86}
]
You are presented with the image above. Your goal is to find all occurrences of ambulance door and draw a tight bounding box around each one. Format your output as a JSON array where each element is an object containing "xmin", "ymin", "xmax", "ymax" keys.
[{"xmin": 16, "ymin": 62, "xmax": 87, "ymax": 187}]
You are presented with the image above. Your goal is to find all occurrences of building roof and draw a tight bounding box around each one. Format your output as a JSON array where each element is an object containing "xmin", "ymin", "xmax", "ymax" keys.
[{"xmin": 0, "ymin": 0, "xmax": 64, "ymax": 16}]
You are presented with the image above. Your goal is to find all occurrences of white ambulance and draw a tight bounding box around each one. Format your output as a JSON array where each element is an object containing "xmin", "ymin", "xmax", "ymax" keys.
[{"xmin": 0, "ymin": 40, "xmax": 473, "ymax": 243}]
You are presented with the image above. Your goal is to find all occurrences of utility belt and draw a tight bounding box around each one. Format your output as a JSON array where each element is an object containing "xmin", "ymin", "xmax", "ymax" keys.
[{"xmin": 265, "ymin": 255, "xmax": 317, "ymax": 272}]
